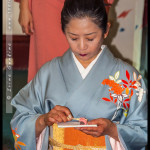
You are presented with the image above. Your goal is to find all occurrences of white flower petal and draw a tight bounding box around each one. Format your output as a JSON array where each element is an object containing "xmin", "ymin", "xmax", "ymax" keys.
[
  {"xmin": 136, "ymin": 81, "xmax": 141, "ymax": 87},
  {"xmin": 16, "ymin": 134, "xmax": 19, "ymax": 138},
  {"xmin": 111, "ymin": 94, "xmax": 117, "ymax": 97},
  {"xmin": 109, "ymin": 75, "xmax": 115, "ymax": 81},
  {"xmin": 137, "ymin": 75, "xmax": 142, "ymax": 81},
  {"xmin": 122, "ymin": 94, "xmax": 128, "ymax": 97},
  {"xmin": 116, "ymin": 80, "xmax": 122, "ymax": 83},
  {"xmin": 115, "ymin": 71, "xmax": 120, "ymax": 80},
  {"xmin": 133, "ymin": 72, "xmax": 137, "ymax": 80}
]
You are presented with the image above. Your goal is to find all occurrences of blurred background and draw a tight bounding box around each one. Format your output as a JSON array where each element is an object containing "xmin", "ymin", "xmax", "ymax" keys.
[{"xmin": 2, "ymin": 0, "xmax": 148, "ymax": 149}]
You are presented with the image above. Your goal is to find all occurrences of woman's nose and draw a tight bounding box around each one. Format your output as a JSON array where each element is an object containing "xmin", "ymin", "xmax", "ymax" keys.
[{"xmin": 78, "ymin": 39, "xmax": 88, "ymax": 50}]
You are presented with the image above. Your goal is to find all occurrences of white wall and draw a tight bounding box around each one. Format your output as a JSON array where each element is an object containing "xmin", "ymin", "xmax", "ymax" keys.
[
  {"xmin": 107, "ymin": 0, "xmax": 144, "ymax": 71},
  {"xmin": 133, "ymin": 0, "xmax": 145, "ymax": 70},
  {"xmin": 3, "ymin": 0, "xmax": 24, "ymax": 35}
]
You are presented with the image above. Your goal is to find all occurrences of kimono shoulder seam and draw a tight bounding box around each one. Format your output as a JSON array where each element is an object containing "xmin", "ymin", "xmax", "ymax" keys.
[
  {"xmin": 38, "ymin": 57, "xmax": 59, "ymax": 75},
  {"xmin": 115, "ymin": 58, "xmax": 138, "ymax": 74}
]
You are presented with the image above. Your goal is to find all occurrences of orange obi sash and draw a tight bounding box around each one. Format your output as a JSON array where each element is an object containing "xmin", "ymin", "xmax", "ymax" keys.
[{"xmin": 49, "ymin": 124, "xmax": 106, "ymax": 150}]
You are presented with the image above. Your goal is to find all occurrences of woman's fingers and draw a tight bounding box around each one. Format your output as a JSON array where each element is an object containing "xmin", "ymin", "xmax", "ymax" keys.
[
  {"xmin": 76, "ymin": 126, "xmax": 104, "ymax": 137},
  {"xmin": 47, "ymin": 117, "xmax": 57, "ymax": 126},
  {"xmin": 29, "ymin": 20, "xmax": 34, "ymax": 33},
  {"xmin": 79, "ymin": 129, "xmax": 101, "ymax": 137},
  {"xmin": 22, "ymin": 23, "xmax": 33, "ymax": 35},
  {"xmin": 23, "ymin": 25, "xmax": 30, "ymax": 35},
  {"xmin": 44, "ymin": 105, "xmax": 73, "ymax": 126},
  {"xmin": 49, "ymin": 113, "xmax": 63, "ymax": 123},
  {"xmin": 75, "ymin": 118, "xmax": 111, "ymax": 137},
  {"xmin": 54, "ymin": 105, "xmax": 73, "ymax": 120},
  {"xmin": 57, "ymin": 111, "xmax": 69, "ymax": 122}
]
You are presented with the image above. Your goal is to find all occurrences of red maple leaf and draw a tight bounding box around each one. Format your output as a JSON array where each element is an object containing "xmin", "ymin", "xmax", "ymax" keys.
[
  {"xmin": 123, "ymin": 102, "xmax": 127, "ymax": 109},
  {"xmin": 126, "ymin": 70, "xmax": 130, "ymax": 80},
  {"xmin": 114, "ymin": 98, "xmax": 117, "ymax": 103},
  {"xmin": 126, "ymin": 103, "xmax": 130, "ymax": 109},
  {"xmin": 122, "ymin": 80, "xmax": 128, "ymax": 85},
  {"xmin": 102, "ymin": 97, "xmax": 112, "ymax": 102},
  {"xmin": 118, "ymin": 9, "xmax": 132, "ymax": 18}
]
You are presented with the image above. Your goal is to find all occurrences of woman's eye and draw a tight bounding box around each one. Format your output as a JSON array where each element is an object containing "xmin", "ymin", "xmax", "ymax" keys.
[
  {"xmin": 87, "ymin": 39, "xmax": 94, "ymax": 41},
  {"xmin": 71, "ymin": 38, "xmax": 78, "ymax": 41}
]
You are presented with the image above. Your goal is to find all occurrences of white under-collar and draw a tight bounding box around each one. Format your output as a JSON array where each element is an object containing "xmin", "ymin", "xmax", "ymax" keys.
[{"xmin": 72, "ymin": 45, "xmax": 105, "ymax": 79}]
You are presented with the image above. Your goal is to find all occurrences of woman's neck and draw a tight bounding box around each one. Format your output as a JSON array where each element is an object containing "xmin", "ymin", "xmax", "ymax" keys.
[
  {"xmin": 77, "ymin": 57, "xmax": 96, "ymax": 68},
  {"xmin": 76, "ymin": 50, "xmax": 102, "ymax": 68}
]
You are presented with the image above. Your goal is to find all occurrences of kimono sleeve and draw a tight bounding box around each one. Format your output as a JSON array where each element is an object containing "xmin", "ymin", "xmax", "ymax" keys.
[
  {"xmin": 115, "ymin": 70, "xmax": 147, "ymax": 150},
  {"xmin": 10, "ymin": 66, "xmax": 49, "ymax": 150}
]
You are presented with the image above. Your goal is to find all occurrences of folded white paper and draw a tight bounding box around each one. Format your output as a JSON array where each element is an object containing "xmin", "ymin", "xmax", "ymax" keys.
[{"xmin": 57, "ymin": 121, "xmax": 97, "ymax": 128}]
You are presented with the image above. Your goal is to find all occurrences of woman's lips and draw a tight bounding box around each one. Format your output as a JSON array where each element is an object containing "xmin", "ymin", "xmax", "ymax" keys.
[{"xmin": 79, "ymin": 54, "xmax": 87, "ymax": 57}]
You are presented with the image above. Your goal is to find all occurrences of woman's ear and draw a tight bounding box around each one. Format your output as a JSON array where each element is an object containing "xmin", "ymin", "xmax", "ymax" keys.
[{"xmin": 104, "ymin": 22, "xmax": 111, "ymax": 39}]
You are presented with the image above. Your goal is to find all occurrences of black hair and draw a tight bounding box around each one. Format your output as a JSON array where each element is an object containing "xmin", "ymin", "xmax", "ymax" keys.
[{"xmin": 61, "ymin": 0, "xmax": 108, "ymax": 34}]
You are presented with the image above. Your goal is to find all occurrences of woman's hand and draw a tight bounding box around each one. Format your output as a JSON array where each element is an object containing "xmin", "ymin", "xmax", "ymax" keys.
[
  {"xmin": 36, "ymin": 105, "xmax": 73, "ymax": 137},
  {"xmin": 75, "ymin": 118, "xmax": 119, "ymax": 141},
  {"xmin": 19, "ymin": 0, "xmax": 34, "ymax": 35},
  {"xmin": 43, "ymin": 105, "xmax": 73, "ymax": 126}
]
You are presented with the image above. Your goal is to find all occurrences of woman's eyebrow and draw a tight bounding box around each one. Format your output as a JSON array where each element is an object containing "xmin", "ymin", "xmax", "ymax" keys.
[
  {"xmin": 68, "ymin": 32, "xmax": 79, "ymax": 36},
  {"xmin": 84, "ymin": 32, "xmax": 97, "ymax": 35},
  {"xmin": 68, "ymin": 32, "xmax": 97, "ymax": 36}
]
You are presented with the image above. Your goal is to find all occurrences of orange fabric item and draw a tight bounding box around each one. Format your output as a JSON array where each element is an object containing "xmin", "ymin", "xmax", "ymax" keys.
[
  {"xmin": 52, "ymin": 124, "xmax": 106, "ymax": 150},
  {"xmin": 64, "ymin": 128, "xmax": 106, "ymax": 149},
  {"xmin": 28, "ymin": 0, "xmax": 69, "ymax": 82}
]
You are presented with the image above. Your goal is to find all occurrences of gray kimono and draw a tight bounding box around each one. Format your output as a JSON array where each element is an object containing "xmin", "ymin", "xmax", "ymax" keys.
[{"xmin": 10, "ymin": 46, "xmax": 147, "ymax": 150}]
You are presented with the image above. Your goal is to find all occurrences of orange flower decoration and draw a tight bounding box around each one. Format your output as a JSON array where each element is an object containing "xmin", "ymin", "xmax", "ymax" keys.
[
  {"xmin": 11, "ymin": 128, "xmax": 26, "ymax": 150},
  {"xmin": 102, "ymin": 79, "xmax": 125, "ymax": 95}
]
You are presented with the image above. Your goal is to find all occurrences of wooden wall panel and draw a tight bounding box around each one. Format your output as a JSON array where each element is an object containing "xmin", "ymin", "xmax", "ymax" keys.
[{"xmin": 3, "ymin": 35, "xmax": 30, "ymax": 70}]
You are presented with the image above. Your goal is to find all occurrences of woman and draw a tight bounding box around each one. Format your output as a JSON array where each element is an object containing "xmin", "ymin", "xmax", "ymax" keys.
[
  {"xmin": 11, "ymin": 0, "xmax": 147, "ymax": 150},
  {"xmin": 15, "ymin": 0, "xmax": 69, "ymax": 82}
]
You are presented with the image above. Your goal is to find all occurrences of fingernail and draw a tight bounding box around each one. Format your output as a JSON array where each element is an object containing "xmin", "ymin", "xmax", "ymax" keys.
[{"xmin": 67, "ymin": 114, "xmax": 72, "ymax": 120}]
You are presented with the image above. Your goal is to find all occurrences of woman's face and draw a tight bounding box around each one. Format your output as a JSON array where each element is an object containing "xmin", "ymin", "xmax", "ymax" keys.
[{"xmin": 65, "ymin": 17, "xmax": 109, "ymax": 67}]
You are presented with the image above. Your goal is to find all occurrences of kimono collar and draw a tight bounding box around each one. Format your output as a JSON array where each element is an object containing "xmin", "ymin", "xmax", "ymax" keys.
[
  {"xmin": 58, "ymin": 45, "xmax": 116, "ymax": 117},
  {"xmin": 72, "ymin": 45, "xmax": 106, "ymax": 79}
]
